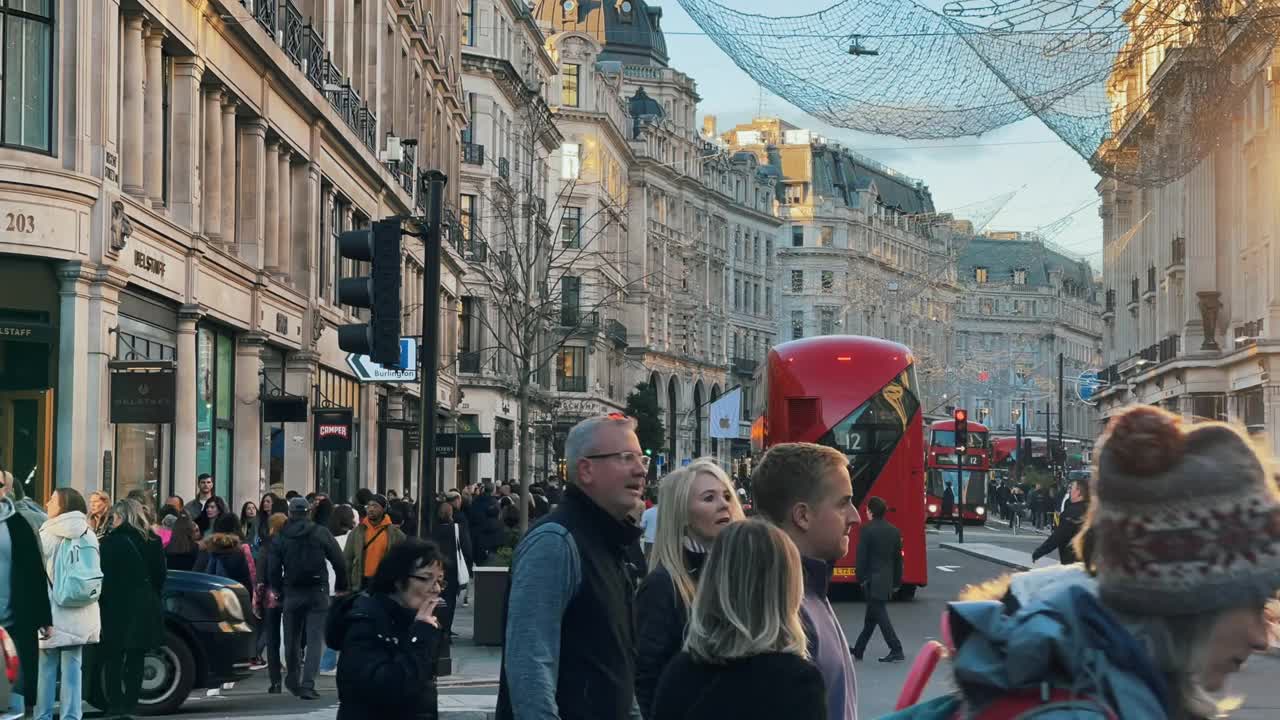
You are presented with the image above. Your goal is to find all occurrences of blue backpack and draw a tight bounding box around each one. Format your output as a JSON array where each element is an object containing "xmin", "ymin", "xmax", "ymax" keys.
[{"xmin": 52, "ymin": 530, "xmax": 104, "ymax": 607}]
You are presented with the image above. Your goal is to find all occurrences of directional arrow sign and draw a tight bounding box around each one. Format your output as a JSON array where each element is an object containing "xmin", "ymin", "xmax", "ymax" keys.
[{"xmin": 347, "ymin": 338, "xmax": 417, "ymax": 383}]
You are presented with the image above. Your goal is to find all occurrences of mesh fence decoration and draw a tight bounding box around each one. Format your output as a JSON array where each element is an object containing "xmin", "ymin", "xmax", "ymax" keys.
[{"xmin": 676, "ymin": 0, "xmax": 1280, "ymax": 187}]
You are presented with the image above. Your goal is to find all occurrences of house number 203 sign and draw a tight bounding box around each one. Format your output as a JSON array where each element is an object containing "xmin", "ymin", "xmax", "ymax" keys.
[{"xmin": 5, "ymin": 212, "xmax": 34, "ymax": 233}]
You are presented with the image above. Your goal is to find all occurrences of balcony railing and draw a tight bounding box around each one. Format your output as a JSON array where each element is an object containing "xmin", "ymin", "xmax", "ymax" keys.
[
  {"xmin": 458, "ymin": 351, "xmax": 481, "ymax": 374},
  {"xmin": 253, "ymin": 0, "xmax": 276, "ymax": 35},
  {"xmin": 463, "ymin": 142, "xmax": 485, "ymax": 165},
  {"xmin": 1171, "ymin": 236, "xmax": 1186, "ymax": 267},
  {"xmin": 1159, "ymin": 334, "xmax": 1180, "ymax": 362},
  {"xmin": 358, "ymin": 106, "xmax": 377, "ymax": 152},
  {"xmin": 304, "ymin": 25, "xmax": 325, "ymax": 89},
  {"xmin": 1235, "ymin": 319, "xmax": 1265, "ymax": 347},
  {"xmin": 732, "ymin": 357, "xmax": 758, "ymax": 376},
  {"xmin": 282, "ymin": 0, "xmax": 305, "ymax": 66},
  {"xmin": 606, "ymin": 318, "xmax": 628, "ymax": 347},
  {"xmin": 558, "ymin": 376, "xmax": 587, "ymax": 393}
]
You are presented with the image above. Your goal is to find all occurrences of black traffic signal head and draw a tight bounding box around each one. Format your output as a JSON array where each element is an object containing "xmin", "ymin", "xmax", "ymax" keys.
[
  {"xmin": 953, "ymin": 408, "xmax": 968, "ymax": 449},
  {"xmin": 337, "ymin": 218, "xmax": 403, "ymax": 367}
]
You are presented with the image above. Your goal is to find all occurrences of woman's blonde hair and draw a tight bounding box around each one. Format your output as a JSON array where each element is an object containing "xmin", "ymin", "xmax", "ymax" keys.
[
  {"xmin": 107, "ymin": 498, "xmax": 152, "ymax": 537},
  {"xmin": 651, "ymin": 458, "xmax": 745, "ymax": 608},
  {"xmin": 684, "ymin": 519, "xmax": 808, "ymax": 664}
]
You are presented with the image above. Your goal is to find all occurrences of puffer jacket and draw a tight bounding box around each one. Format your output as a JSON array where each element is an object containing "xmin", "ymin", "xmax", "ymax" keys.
[
  {"xmin": 39, "ymin": 510, "xmax": 102, "ymax": 649},
  {"xmin": 328, "ymin": 591, "xmax": 441, "ymax": 720},
  {"xmin": 634, "ymin": 548, "xmax": 706, "ymax": 720},
  {"xmin": 194, "ymin": 532, "xmax": 256, "ymax": 596},
  {"xmin": 884, "ymin": 567, "xmax": 1170, "ymax": 719}
]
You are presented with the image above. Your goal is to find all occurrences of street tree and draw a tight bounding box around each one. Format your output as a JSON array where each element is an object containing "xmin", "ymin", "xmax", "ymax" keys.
[{"xmin": 456, "ymin": 99, "xmax": 662, "ymax": 533}]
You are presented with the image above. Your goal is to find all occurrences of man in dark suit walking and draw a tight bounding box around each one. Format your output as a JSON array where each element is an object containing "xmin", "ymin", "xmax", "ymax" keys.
[{"xmin": 851, "ymin": 496, "xmax": 905, "ymax": 662}]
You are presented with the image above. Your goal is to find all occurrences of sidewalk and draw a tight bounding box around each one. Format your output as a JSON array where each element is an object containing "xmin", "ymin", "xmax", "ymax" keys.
[{"xmin": 440, "ymin": 599, "xmax": 501, "ymax": 719}]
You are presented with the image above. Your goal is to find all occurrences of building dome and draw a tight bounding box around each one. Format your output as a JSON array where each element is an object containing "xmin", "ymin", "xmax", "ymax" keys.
[{"xmin": 535, "ymin": 0, "xmax": 669, "ymax": 67}]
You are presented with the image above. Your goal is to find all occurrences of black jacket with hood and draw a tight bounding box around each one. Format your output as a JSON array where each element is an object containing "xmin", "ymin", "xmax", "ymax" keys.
[
  {"xmin": 634, "ymin": 548, "xmax": 706, "ymax": 720},
  {"xmin": 327, "ymin": 591, "xmax": 442, "ymax": 720},
  {"xmin": 268, "ymin": 517, "xmax": 348, "ymax": 594}
]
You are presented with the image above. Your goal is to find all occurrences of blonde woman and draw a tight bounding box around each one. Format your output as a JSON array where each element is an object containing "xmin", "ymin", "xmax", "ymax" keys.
[
  {"xmin": 87, "ymin": 491, "xmax": 110, "ymax": 537},
  {"xmin": 634, "ymin": 459, "xmax": 744, "ymax": 719},
  {"xmin": 650, "ymin": 520, "xmax": 825, "ymax": 720}
]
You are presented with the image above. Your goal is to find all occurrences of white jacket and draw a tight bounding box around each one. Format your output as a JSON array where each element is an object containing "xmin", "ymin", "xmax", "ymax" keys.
[{"xmin": 39, "ymin": 510, "xmax": 102, "ymax": 649}]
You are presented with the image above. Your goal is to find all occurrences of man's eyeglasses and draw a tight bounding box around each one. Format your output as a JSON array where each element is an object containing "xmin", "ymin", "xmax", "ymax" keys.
[
  {"xmin": 410, "ymin": 574, "xmax": 447, "ymax": 590},
  {"xmin": 584, "ymin": 451, "xmax": 651, "ymax": 470}
]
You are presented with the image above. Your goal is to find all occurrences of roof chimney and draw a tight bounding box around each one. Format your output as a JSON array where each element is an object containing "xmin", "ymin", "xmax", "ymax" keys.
[{"xmin": 703, "ymin": 115, "xmax": 717, "ymax": 138}]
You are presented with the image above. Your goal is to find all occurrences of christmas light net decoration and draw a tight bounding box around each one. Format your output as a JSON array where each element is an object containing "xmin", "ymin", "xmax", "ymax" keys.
[{"xmin": 676, "ymin": 0, "xmax": 1280, "ymax": 187}]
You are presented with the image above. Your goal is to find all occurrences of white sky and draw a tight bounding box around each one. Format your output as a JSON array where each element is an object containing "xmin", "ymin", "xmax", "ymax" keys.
[{"xmin": 656, "ymin": 0, "xmax": 1105, "ymax": 269}]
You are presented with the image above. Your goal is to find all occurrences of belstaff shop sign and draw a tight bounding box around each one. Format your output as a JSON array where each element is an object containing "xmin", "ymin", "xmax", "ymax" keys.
[
  {"xmin": 0, "ymin": 321, "xmax": 52, "ymax": 343},
  {"xmin": 314, "ymin": 408, "xmax": 354, "ymax": 452},
  {"xmin": 110, "ymin": 361, "xmax": 177, "ymax": 424}
]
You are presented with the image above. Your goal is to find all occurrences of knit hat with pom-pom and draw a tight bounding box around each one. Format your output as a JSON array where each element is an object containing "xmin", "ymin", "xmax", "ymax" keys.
[{"xmin": 1090, "ymin": 404, "xmax": 1280, "ymax": 616}]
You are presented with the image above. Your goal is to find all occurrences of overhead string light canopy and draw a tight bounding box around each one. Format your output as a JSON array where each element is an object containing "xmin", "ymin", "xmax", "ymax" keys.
[{"xmin": 675, "ymin": 0, "xmax": 1280, "ymax": 187}]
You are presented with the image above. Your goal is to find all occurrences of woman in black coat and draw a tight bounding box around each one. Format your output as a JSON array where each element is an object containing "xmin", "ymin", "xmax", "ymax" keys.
[
  {"xmin": 635, "ymin": 461, "xmax": 744, "ymax": 719},
  {"xmin": 98, "ymin": 498, "xmax": 167, "ymax": 717},
  {"xmin": 328, "ymin": 539, "xmax": 446, "ymax": 720},
  {"xmin": 429, "ymin": 502, "xmax": 472, "ymax": 637},
  {"xmin": 651, "ymin": 521, "xmax": 826, "ymax": 720}
]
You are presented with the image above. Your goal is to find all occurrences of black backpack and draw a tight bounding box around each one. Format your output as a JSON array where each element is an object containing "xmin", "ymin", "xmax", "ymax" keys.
[{"xmin": 281, "ymin": 524, "xmax": 328, "ymax": 588}]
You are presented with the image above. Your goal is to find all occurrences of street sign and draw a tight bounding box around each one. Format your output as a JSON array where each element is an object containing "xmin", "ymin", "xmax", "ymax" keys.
[
  {"xmin": 1076, "ymin": 369, "xmax": 1101, "ymax": 405},
  {"xmin": 347, "ymin": 338, "xmax": 418, "ymax": 383}
]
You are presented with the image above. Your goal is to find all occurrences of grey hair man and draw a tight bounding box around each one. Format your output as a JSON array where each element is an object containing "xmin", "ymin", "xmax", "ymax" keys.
[{"xmin": 495, "ymin": 414, "xmax": 648, "ymax": 720}]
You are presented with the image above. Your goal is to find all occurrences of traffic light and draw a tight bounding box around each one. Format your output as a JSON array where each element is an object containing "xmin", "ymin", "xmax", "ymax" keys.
[
  {"xmin": 953, "ymin": 408, "xmax": 968, "ymax": 450},
  {"xmin": 337, "ymin": 218, "xmax": 403, "ymax": 367}
]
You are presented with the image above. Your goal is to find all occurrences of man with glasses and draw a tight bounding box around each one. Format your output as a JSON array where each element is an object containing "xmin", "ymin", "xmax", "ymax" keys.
[{"xmin": 496, "ymin": 414, "xmax": 648, "ymax": 720}]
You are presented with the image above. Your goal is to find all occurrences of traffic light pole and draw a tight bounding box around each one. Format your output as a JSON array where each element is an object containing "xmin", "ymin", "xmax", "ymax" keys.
[{"xmin": 417, "ymin": 171, "xmax": 447, "ymax": 541}]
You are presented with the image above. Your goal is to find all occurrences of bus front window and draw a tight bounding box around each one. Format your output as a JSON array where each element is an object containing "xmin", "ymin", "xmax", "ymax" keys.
[{"xmin": 818, "ymin": 371, "xmax": 921, "ymax": 507}]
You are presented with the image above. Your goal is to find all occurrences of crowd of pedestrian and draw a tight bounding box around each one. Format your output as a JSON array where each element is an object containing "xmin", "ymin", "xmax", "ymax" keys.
[{"xmin": 6, "ymin": 401, "xmax": 1280, "ymax": 720}]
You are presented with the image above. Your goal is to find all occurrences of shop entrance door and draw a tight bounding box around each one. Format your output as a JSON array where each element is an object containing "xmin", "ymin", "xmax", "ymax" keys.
[{"xmin": 0, "ymin": 389, "xmax": 54, "ymax": 504}]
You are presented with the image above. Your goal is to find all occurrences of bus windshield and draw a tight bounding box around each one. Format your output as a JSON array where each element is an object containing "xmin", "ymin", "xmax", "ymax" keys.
[
  {"xmin": 927, "ymin": 469, "xmax": 988, "ymax": 506},
  {"xmin": 819, "ymin": 368, "xmax": 921, "ymax": 507},
  {"xmin": 931, "ymin": 429, "xmax": 989, "ymax": 449}
]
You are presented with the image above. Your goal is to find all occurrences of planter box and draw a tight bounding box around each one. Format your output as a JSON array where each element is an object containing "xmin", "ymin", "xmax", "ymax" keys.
[{"xmin": 473, "ymin": 566, "xmax": 510, "ymax": 646}]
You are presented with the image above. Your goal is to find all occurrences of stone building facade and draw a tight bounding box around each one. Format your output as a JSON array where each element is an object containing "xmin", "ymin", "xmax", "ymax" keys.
[
  {"xmin": 534, "ymin": 0, "xmax": 781, "ymax": 470},
  {"xmin": 723, "ymin": 118, "xmax": 957, "ymax": 416},
  {"xmin": 951, "ymin": 233, "xmax": 1103, "ymax": 443},
  {"xmin": 0, "ymin": 0, "xmax": 465, "ymax": 512},
  {"xmin": 1093, "ymin": 11, "xmax": 1280, "ymax": 451}
]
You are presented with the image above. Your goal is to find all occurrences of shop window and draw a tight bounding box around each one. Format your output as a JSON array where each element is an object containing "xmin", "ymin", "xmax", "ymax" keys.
[
  {"xmin": 2, "ymin": 0, "xmax": 54, "ymax": 152},
  {"xmin": 261, "ymin": 347, "xmax": 288, "ymax": 493},
  {"xmin": 114, "ymin": 313, "xmax": 176, "ymax": 507},
  {"xmin": 316, "ymin": 367, "xmax": 362, "ymax": 503},
  {"xmin": 196, "ymin": 325, "xmax": 236, "ymax": 501}
]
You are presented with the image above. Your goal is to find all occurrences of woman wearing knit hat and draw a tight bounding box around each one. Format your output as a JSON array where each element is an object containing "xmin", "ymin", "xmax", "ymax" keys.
[{"xmin": 886, "ymin": 404, "xmax": 1280, "ymax": 719}]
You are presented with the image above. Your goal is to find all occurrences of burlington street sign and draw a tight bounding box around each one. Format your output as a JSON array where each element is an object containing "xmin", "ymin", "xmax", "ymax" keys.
[{"xmin": 347, "ymin": 337, "xmax": 418, "ymax": 383}]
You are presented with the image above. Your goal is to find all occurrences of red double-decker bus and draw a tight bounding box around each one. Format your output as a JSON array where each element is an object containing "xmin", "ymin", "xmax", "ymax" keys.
[
  {"xmin": 926, "ymin": 415, "xmax": 990, "ymax": 525},
  {"xmin": 752, "ymin": 335, "xmax": 927, "ymax": 598}
]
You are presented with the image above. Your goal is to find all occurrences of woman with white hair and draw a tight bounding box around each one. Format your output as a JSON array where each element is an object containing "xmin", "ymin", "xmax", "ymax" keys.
[
  {"xmin": 634, "ymin": 459, "xmax": 745, "ymax": 719},
  {"xmin": 650, "ymin": 519, "xmax": 825, "ymax": 720}
]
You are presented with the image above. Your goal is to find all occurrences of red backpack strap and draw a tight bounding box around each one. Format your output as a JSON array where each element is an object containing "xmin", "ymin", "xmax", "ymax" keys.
[
  {"xmin": 975, "ymin": 688, "xmax": 1118, "ymax": 720},
  {"xmin": 894, "ymin": 640, "xmax": 948, "ymax": 710}
]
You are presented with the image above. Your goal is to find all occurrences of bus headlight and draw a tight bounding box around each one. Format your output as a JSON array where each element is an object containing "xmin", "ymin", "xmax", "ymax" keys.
[
  {"xmin": 927, "ymin": 504, "xmax": 938, "ymax": 514},
  {"xmin": 975, "ymin": 506, "xmax": 986, "ymax": 516}
]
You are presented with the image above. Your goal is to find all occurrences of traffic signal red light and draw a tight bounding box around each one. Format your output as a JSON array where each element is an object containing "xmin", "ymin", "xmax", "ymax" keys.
[
  {"xmin": 954, "ymin": 409, "xmax": 969, "ymax": 448},
  {"xmin": 954, "ymin": 409, "xmax": 967, "ymax": 422}
]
